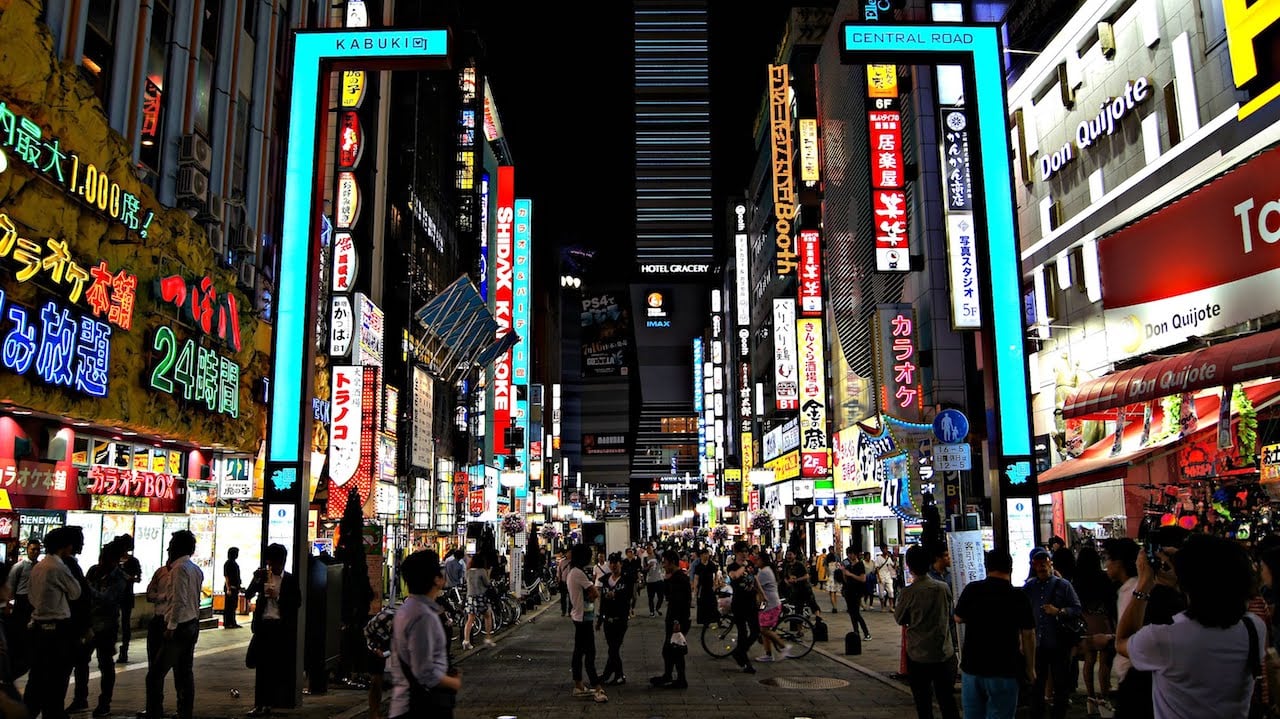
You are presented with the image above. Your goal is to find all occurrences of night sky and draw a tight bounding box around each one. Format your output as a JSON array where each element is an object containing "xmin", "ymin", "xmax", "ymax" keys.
[{"xmin": 473, "ymin": 2, "xmax": 797, "ymax": 274}]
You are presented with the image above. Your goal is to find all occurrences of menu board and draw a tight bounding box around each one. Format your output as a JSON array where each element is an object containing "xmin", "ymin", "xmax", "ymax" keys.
[{"xmin": 134, "ymin": 515, "xmax": 165, "ymax": 589}]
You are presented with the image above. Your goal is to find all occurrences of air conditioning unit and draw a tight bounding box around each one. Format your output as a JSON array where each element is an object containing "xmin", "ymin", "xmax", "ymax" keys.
[
  {"xmin": 178, "ymin": 134, "xmax": 212, "ymax": 173},
  {"xmin": 176, "ymin": 166, "xmax": 208, "ymax": 205},
  {"xmin": 236, "ymin": 260, "xmax": 257, "ymax": 291},
  {"xmin": 230, "ymin": 224, "xmax": 256, "ymax": 253},
  {"xmin": 199, "ymin": 194, "xmax": 224, "ymax": 224},
  {"xmin": 205, "ymin": 224, "xmax": 227, "ymax": 257}
]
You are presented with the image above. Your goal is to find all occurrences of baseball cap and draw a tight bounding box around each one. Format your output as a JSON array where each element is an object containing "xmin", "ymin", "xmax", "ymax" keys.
[{"xmin": 1029, "ymin": 547, "xmax": 1051, "ymax": 562}]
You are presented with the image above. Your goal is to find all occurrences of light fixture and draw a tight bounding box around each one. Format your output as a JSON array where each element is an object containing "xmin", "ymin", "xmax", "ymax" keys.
[
  {"xmin": 500, "ymin": 471, "xmax": 523, "ymax": 488},
  {"xmin": 712, "ymin": 495, "xmax": 730, "ymax": 509}
]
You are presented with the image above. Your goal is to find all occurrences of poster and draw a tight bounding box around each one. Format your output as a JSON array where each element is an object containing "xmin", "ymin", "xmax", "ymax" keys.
[{"xmin": 134, "ymin": 515, "xmax": 166, "ymax": 589}]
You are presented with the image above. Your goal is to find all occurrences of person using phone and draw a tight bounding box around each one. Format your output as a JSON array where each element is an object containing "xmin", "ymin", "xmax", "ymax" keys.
[{"xmin": 243, "ymin": 544, "xmax": 300, "ymax": 717}]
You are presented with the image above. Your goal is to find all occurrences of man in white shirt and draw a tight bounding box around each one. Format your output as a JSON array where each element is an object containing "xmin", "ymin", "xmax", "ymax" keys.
[
  {"xmin": 145, "ymin": 530, "xmax": 203, "ymax": 719},
  {"xmin": 22, "ymin": 527, "xmax": 81, "ymax": 719}
]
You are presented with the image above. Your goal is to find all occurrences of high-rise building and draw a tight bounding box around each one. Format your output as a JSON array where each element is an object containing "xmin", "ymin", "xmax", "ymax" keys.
[{"xmin": 633, "ymin": 0, "xmax": 714, "ymax": 273}]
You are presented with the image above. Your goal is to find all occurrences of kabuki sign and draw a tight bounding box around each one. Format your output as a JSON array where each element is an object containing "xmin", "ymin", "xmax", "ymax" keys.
[{"xmin": 768, "ymin": 64, "xmax": 798, "ymax": 276}]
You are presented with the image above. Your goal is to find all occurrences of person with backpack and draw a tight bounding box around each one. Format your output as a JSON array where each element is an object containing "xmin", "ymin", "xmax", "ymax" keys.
[
  {"xmin": 840, "ymin": 547, "xmax": 871, "ymax": 640},
  {"xmin": 363, "ymin": 603, "xmax": 397, "ymax": 719}
]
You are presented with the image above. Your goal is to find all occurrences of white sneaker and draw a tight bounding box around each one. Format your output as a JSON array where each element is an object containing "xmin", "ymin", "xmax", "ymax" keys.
[{"xmin": 755, "ymin": 654, "xmax": 774, "ymax": 662}]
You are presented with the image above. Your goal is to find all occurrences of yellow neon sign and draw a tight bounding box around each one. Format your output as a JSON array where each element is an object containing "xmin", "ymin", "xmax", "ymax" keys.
[{"xmin": 1225, "ymin": 0, "xmax": 1280, "ymax": 119}]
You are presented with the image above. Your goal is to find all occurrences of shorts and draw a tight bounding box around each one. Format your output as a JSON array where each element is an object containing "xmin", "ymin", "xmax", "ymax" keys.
[
  {"xmin": 759, "ymin": 605, "xmax": 782, "ymax": 629},
  {"xmin": 466, "ymin": 595, "xmax": 490, "ymax": 616},
  {"xmin": 878, "ymin": 579, "xmax": 895, "ymax": 598}
]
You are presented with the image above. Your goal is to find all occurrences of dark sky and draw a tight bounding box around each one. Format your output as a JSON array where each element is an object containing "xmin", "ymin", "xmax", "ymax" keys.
[{"xmin": 472, "ymin": 3, "xmax": 797, "ymax": 274}]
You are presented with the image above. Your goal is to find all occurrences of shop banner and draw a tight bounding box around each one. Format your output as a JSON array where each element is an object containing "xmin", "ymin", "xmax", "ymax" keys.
[
  {"xmin": 873, "ymin": 304, "xmax": 924, "ymax": 421},
  {"xmin": 797, "ymin": 318, "xmax": 829, "ymax": 478},
  {"xmin": 0, "ymin": 459, "xmax": 80, "ymax": 511},
  {"xmin": 1100, "ymin": 148, "xmax": 1280, "ymax": 362},
  {"xmin": 773, "ymin": 299, "xmax": 799, "ymax": 410}
]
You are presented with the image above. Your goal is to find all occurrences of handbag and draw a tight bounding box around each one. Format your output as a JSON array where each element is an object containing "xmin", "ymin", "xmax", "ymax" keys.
[{"xmin": 245, "ymin": 632, "xmax": 260, "ymax": 669}]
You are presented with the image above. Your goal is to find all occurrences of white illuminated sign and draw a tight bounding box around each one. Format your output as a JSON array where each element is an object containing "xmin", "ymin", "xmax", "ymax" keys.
[
  {"xmin": 945, "ymin": 213, "xmax": 982, "ymax": 329},
  {"xmin": 329, "ymin": 366, "xmax": 364, "ymax": 487},
  {"xmin": 329, "ymin": 295, "xmax": 353, "ymax": 358},
  {"xmin": 773, "ymin": 299, "xmax": 798, "ymax": 411}
]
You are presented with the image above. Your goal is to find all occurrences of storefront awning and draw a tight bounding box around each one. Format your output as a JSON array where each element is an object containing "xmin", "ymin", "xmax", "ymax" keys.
[
  {"xmin": 1042, "ymin": 380, "xmax": 1280, "ymax": 492},
  {"xmin": 1063, "ymin": 327, "xmax": 1280, "ymax": 420}
]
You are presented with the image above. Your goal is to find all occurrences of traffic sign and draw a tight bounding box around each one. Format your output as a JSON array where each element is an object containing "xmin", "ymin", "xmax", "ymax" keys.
[
  {"xmin": 933, "ymin": 409, "xmax": 969, "ymax": 444},
  {"xmin": 934, "ymin": 443, "xmax": 972, "ymax": 471}
]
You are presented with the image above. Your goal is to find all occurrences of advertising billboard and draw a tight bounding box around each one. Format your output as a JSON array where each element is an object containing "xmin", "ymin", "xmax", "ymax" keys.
[
  {"xmin": 580, "ymin": 291, "xmax": 632, "ymax": 377},
  {"xmin": 797, "ymin": 318, "xmax": 829, "ymax": 478},
  {"xmin": 773, "ymin": 299, "xmax": 799, "ymax": 411},
  {"xmin": 491, "ymin": 165, "xmax": 515, "ymax": 454}
]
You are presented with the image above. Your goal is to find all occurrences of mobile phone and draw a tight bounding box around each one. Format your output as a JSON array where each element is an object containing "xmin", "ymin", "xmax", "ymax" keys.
[{"xmin": 1145, "ymin": 542, "xmax": 1165, "ymax": 571}]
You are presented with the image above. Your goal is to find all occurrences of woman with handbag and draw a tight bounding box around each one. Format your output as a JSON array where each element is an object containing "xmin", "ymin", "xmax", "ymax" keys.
[{"xmin": 389, "ymin": 550, "xmax": 461, "ymax": 719}]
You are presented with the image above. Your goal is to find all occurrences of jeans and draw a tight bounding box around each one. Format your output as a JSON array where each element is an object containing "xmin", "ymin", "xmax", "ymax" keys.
[
  {"xmin": 1031, "ymin": 645, "xmax": 1073, "ymax": 719},
  {"xmin": 23, "ymin": 620, "xmax": 76, "ymax": 719},
  {"xmin": 661, "ymin": 618, "xmax": 688, "ymax": 681},
  {"xmin": 73, "ymin": 629, "xmax": 118, "ymax": 706},
  {"xmin": 731, "ymin": 612, "xmax": 760, "ymax": 668},
  {"xmin": 961, "ymin": 673, "xmax": 1020, "ymax": 719},
  {"xmin": 601, "ymin": 619, "xmax": 627, "ymax": 679},
  {"xmin": 223, "ymin": 588, "xmax": 240, "ymax": 627},
  {"xmin": 906, "ymin": 656, "xmax": 961, "ymax": 719},
  {"xmin": 845, "ymin": 594, "xmax": 869, "ymax": 635},
  {"xmin": 571, "ymin": 620, "xmax": 600, "ymax": 686},
  {"xmin": 145, "ymin": 617, "xmax": 199, "ymax": 719},
  {"xmin": 647, "ymin": 580, "xmax": 665, "ymax": 613}
]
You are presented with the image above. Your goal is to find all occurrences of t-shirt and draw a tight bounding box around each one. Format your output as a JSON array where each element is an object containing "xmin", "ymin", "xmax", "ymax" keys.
[
  {"xmin": 694, "ymin": 561, "xmax": 718, "ymax": 597},
  {"xmin": 895, "ymin": 575, "xmax": 955, "ymax": 663},
  {"xmin": 566, "ymin": 566, "xmax": 594, "ymax": 622},
  {"xmin": 841, "ymin": 559, "xmax": 867, "ymax": 597},
  {"xmin": 954, "ymin": 576, "xmax": 1036, "ymax": 677},
  {"xmin": 646, "ymin": 557, "xmax": 665, "ymax": 583},
  {"xmin": 1127, "ymin": 612, "xmax": 1265, "ymax": 719},
  {"xmin": 727, "ymin": 562, "xmax": 758, "ymax": 616},
  {"xmin": 757, "ymin": 567, "xmax": 781, "ymax": 610}
]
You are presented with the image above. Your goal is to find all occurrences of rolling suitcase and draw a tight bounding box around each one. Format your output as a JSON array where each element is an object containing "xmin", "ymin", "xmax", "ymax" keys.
[{"xmin": 845, "ymin": 630, "xmax": 862, "ymax": 655}]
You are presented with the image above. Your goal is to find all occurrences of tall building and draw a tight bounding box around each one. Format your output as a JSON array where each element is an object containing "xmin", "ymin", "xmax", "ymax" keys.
[{"xmin": 633, "ymin": 0, "xmax": 714, "ymax": 272}]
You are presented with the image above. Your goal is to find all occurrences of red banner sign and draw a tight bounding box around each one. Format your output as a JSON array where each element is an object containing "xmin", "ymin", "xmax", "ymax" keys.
[
  {"xmin": 87, "ymin": 465, "xmax": 177, "ymax": 500},
  {"xmin": 868, "ymin": 111, "xmax": 904, "ymax": 189},
  {"xmin": 798, "ymin": 229, "xmax": 823, "ymax": 316},
  {"xmin": 492, "ymin": 165, "xmax": 515, "ymax": 454}
]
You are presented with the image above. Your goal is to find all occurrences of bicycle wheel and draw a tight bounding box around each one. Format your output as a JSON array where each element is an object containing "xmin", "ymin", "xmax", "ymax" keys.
[
  {"xmin": 775, "ymin": 614, "xmax": 815, "ymax": 658},
  {"xmin": 701, "ymin": 615, "xmax": 739, "ymax": 658}
]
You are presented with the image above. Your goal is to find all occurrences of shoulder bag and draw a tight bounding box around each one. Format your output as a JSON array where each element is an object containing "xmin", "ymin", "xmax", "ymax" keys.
[{"xmin": 399, "ymin": 657, "xmax": 457, "ymax": 712}]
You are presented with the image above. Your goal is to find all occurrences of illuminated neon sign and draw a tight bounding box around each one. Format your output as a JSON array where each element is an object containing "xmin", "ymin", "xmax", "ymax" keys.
[
  {"xmin": 87, "ymin": 465, "xmax": 177, "ymax": 500},
  {"xmin": 0, "ymin": 293, "xmax": 112, "ymax": 398},
  {"xmin": 0, "ymin": 213, "xmax": 136, "ymax": 330},
  {"xmin": 0, "ymin": 102, "xmax": 154, "ymax": 234},
  {"xmin": 490, "ymin": 165, "xmax": 515, "ymax": 455},
  {"xmin": 336, "ymin": 172, "xmax": 360, "ymax": 229},
  {"xmin": 768, "ymin": 64, "xmax": 797, "ymax": 276},
  {"xmin": 268, "ymin": 29, "xmax": 448, "ymax": 482},
  {"xmin": 338, "ymin": 112, "xmax": 363, "ymax": 168},
  {"xmin": 341, "ymin": 71, "xmax": 366, "ymax": 108},
  {"xmin": 155, "ymin": 275, "xmax": 242, "ymax": 351},
  {"xmin": 842, "ymin": 23, "xmax": 1032, "ymax": 458},
  {"xmin": 146, "ymin": 325, "xmax": 240, "ymax": 416}
]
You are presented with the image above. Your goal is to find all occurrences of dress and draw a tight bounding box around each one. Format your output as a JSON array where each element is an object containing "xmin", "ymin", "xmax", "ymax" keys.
[
  {"xmin": 694, "ymin": 562, "xmax": 719, "ymax": 625},
  {"xmin": 824, "ymin": 556, "xmax": 841, "ymax": 594}
]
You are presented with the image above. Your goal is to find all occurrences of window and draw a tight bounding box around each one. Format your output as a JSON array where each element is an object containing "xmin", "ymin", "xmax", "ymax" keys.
[
  {"xmin": 1198, "ymin": 0, "xmax": 1227, "ymax": 49},
  {"xmin": 231, "ymin": 93, "xmax": 250, "ymax": 199},
  {"xmin": 138, "ymin": 0, "xmax": 172, "ymax": 173},
  {"xmin": 82, "ymin": 0, "xmax": 118, "ymax": 106},
  {"xmin": 243, "ymin": 0, "xmax": 259, "ymax": 38},
  {"xmin": 195, "ymin": 0, "xmax": 221, "ymax": 135}
]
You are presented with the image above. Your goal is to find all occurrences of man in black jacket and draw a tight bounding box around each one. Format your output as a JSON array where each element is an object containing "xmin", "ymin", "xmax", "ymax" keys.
[
  {"xmin": 244, "ymin": 543, "xmax": 301, "ymax": 717},
  {"xmin": 649, "ymin": 551, "xmax": 691, "ymax": 690}
]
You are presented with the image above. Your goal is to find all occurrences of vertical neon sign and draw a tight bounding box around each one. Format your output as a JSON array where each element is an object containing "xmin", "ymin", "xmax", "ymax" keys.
[{"xmin": 512, "ymin": 198, "xmax": 532, "ymax": 497}]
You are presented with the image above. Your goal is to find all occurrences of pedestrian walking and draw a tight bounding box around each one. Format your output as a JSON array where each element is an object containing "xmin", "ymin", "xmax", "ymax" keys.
[
  {"xmin": 565, "ymin": 544, "xmax": 607, "ymax": 703},
  {"xmin": 556, "ymin": 549, "xmax": 572, "ymax": 617},
  {"xmin": 1023, "ymin": 547, "xmax": 1082, "ymax": 719},
  {"xmin": 223, "ymin": 547, "xmax": 243, "ymax": 629},
  {"xmin": 863, "ymin": 551, "xmax": 877, "ymax": 610},
  {"xmin": 645, "ymin": 549, "xmax": 665, "ymax": 617},
  {"xmin": 895, "ymin": 545, "xmax": 960, "ymax": 719},
  {"xmin": 622, "ymin": 548, "xmax": 641, "ymax": 617},
  {"xmin": 244, "ymin": 543, "xmax": 301, "ymax": 716},
  {"xmin": 22, "ymin": 527, "xmax": 81, "ymax": 719},
  {"xmin": 692, "ymin": 547, "xmax": 719, "ymax": 626},
  {"xmin": 389, "ymin": 550, "xmax": 461, "ymax": 719},
  {"xmin": 443, "ymin": 549, "xmax": 465, "ymax": 590},
  {"xmin": 1117, "ymin": 534, "xmax": 1263, "ymax": 719},
  {"xmin": 725, "ymin": 542, "xmax": 760, "ymax": 674},
  {"xmin": 598, "ymin": 553, "xmax": 630, "ymax": 686},
  {"xmin": 82, "ymin": 540, "xmax": 130, "ymax": 717},
  {"xmin": 754, "ymin": 552, "xmax": 790, "ymax": 662},
  {"xmin": 6, "ymin": 538, "xmax": 40, "ymax": 678},
  {"xmin": 953, "ymin": 548, "xmax": 1035, "ymax": 719},
  {"xmin": 144, "ymin": 530, "xmax": 202, "ymax": 719},
  {"xmin": 823, "ymin": 547, "xmax": 841, "ymax": 613},
  {"xmin": 649, "ymin": 551, "xmax": 690, "ymax": 689},
  {"xmin": 116, "ymin": 535, "xmax": 141, "ymax": 664},
  {"xmin": 840, "ymin": 547, "xmax": 871, "ymax": 639},
  {"xmin": 875, "ymin": 545, "xmax": 896, "ymax": 606},
  {"xmin": 1072, "ymin": 545, "xmax": 1116, "ymax": 717}
]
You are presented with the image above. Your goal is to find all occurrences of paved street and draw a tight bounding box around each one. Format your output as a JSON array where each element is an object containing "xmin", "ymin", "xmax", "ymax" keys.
[{"xmin": 11, "ymin": 596, "xmax": 1109, "ymax": 719}]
